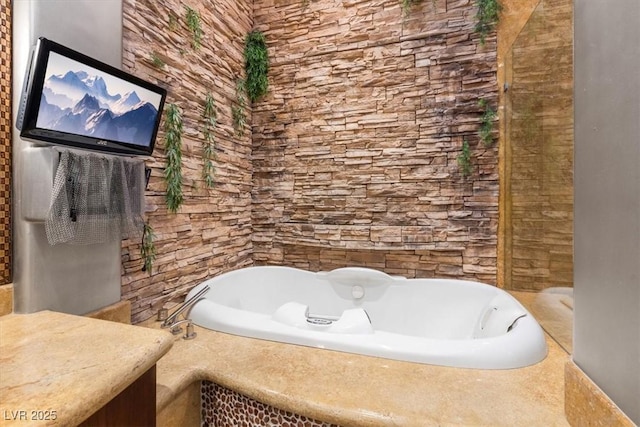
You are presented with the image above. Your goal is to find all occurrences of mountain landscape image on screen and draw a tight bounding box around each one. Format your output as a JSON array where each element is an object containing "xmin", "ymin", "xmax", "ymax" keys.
[{"xmin": 37, "ymin": 68, "xmax": 159, "ymax": 147}]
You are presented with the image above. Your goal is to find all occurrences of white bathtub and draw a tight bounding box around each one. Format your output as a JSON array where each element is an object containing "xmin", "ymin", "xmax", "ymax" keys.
[{"xmin": 188, "ymin": 266, "xmax": 547, "ymax": 369}]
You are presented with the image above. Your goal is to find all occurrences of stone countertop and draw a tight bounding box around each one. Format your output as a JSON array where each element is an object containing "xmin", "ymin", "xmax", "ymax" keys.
[
  {"xmin": 150, "ymin": 316, "xmax": 570, "ymax": 426},
  {"xmin": 0, "ymin": 311, "xmax": 174, "ymax": 427}
]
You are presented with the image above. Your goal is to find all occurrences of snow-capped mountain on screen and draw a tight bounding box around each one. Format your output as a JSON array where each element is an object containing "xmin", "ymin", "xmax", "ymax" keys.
[
  {"xmin": 37, "ymin": 70, "xmax": 158, "ymax": 146},
  {"xmin": 111, "ymin": 91, "xmax": 142, "ymax": 115}
]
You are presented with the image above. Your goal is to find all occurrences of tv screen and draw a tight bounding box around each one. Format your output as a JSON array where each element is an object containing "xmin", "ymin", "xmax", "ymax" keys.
[{"xmin": 17, "ymin": 37, "xmax": 166, "ymax": 156}]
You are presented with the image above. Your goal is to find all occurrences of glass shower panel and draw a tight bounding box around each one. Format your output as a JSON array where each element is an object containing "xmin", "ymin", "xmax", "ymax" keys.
[{"xmin": 504, "ymin": 0, "xmax": 573, "ymax": 291}]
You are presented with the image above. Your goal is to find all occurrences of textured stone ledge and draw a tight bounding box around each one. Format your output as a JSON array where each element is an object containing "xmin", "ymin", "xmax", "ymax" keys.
[
  {"xmin": 148, "ymin": 313, "xmax": 569, "ymax": 426},
  {"xmin": 565, "ymin": 362, "xmax": 635, "ymax": 427},
  {"xmin": 0, "ymin": 311, "xmax": 173, "ymax": 426}
]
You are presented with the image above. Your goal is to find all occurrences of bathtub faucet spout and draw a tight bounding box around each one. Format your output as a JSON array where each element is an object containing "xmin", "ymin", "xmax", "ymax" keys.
[{"xmin": 161, "ymin": 285, "xmax": 210, "ymax": 329}]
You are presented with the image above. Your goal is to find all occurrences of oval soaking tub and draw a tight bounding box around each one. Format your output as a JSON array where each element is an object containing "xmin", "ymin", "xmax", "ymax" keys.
[{"xmin": 187, "ymin": 266, "xmax": 547, "ymax": 369}]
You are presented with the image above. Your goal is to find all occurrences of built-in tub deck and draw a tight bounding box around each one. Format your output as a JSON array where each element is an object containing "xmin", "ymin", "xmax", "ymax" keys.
[{"xmin": 150, "ymin": 297, "xmax": 570, "ymax": 427}]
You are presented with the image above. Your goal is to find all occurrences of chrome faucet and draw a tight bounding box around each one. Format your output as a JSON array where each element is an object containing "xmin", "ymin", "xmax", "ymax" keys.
[
  {"xmin": 161, "ymin": 284, "xmax": 210, "ymax": 329},
  {"xmin": 168, "ymin": 319, "xmax": 198, "ymax": 340}
]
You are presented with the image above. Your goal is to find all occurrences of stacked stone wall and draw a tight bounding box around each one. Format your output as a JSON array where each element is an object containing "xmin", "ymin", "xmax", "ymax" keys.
[
  {"xmin": 122, "ymin": 0, "xmax": 254, "ymax": 323},
  {"xmin": 252, "ymin": 0, "xmax": 499, "ymax": 283}
]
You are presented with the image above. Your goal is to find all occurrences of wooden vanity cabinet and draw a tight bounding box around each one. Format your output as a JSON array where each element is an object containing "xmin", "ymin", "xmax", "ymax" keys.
[{"xmin": 79, "ymin": 366, "xmax": 156, "ymax": 427}]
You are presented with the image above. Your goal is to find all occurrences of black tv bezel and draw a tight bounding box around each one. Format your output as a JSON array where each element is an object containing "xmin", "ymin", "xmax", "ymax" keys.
[{"xmin": 18, "ymin": 37, "xmax": 166, "ymax": 157}]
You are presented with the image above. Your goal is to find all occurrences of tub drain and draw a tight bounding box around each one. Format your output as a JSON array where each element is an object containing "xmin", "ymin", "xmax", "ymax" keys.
[{"xmin": 306, "ymin": 317, "xmax": 333, "ymax": 326}]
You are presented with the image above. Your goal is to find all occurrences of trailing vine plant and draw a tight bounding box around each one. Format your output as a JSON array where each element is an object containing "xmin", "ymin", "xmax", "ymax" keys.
[
  {"xmin": 475, "ymin": 0, "xmax": 502, "ymax": 44},
  {"xmin": 244, "ymin": 30, "xmax": 269, "ymax": 103},
  {"xmin": 401, "ymin": 0, "xmax": 422, "ymax": 16},
  {"xmin": 457, "ymin": 139, "xmax": 473, "ymax": 177},
  {"xmin": 185, "ymin": 6, "xmax": 204, "ymax": 50},
  {"xmin": 163, "ymin": 103, "xmax": 184, "ymax": 213},
  {"xmin": 202, "ymin": 92, "xmax": 218, "ymax": 188},
  {"xmin": 141, "ymin": 221, "xmax": 157, "ymax": 274},
  {"xmin": 232, "ymin": 79, "xmax": 247, "ymax": 136},
  {"xmin": 150, "ymin": 52, "xmax": 165, "ymax": 69},
  {"xmin": 478, "ymin": 98, "xmax": 497, "ymax": 146}
]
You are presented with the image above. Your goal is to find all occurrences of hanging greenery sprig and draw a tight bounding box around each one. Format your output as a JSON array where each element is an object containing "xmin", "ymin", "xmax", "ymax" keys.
[
  {"xmin": 185, "ymin": 6, "xmax": 204, "ymax": 50},
  {"xmin": 163, "ymin": 103, "xmax": 184, "ymax": 213},
  {"xmin": 475, "ymin": 0, "xmax": 502, "ymax": 45},
  {"xmin": 150, "ymin": 52, "xmax": 165, "ymax": 69},
  {"xmin": 478, "ymin": 98, "xmax": 497, "ymax": 146},
  {"xmin": 244, "ymin": 30, "xmax": 269, "ymax": 103},
  {"xmin": 457, "ymin": 139, "xmax": 473, "ymax": 177},
  {"xmin": 401, "ymin": 0, "xmax": 422, "ymax": 16},
  {"xmin": 202, "ymin": 92, "xmax": 218, "ymax": 188},
  {"xmin": 141, "ymin": 222, "xmax": 157, "ymax": 274},
  {"xmin": 232, "ymin": 79, "xmax": 247, "ymax": 136}
]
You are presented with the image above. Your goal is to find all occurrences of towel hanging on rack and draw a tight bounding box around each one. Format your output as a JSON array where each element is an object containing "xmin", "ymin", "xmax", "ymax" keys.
[{"xmin": 45, "ymin": 150, "xmax": 145, "ymax": 245}]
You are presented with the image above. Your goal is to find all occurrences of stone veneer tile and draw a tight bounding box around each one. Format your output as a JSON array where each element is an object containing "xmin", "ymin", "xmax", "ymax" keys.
[
  {"xmin": 251, "ymin": 0, "xmax": 500, "ymax": 283},
  {"xmin": 121, "ymin": 0, "xmax": 254, "ymax": 324},
  {"xmin": 565, "ymin": 361, "xmax": 636, "ymax": 427}
]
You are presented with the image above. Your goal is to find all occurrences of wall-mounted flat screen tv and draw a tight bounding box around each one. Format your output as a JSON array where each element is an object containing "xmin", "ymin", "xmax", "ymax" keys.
[{"xmin": 17, "ymin": 37, "xmax": 166, "ymax": 156}]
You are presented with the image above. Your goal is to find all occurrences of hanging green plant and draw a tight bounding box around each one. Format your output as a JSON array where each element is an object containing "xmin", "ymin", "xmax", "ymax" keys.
[
  {"xmin": 150, "ymin": 51, "xmax": 165, "ymax": 69},
  {"xmin": 163, "ymin": 103, "xmax": 184, "ymax": 213},
  {"xmin": 185, "ymin": 6, "xmax": 204, "ymax": 50},
  {"xmin": 141, "ymin": 222, "xmax": 157, "ymax": 274},
  {"xmin": 202, "ymin": 92, "xmax": 218, "ymax": 188},
  {"xmin": 232, "ymin": 79, "xmax": 247, "ymax": 137},
  {"xmin": 475, "ymin": 0, "xmax": 502, "ymax": 44},
  {"xmin": 401, "ymin": 0, "xmax": 422, "ymax": 16},
  {"xmin": 478, "ymin": 98, "xmax": 497, "ymax": 146},
  {"xmin": 457, "ymin": 139, "xmax": 473, "ymax": 177},
  {"xmin": 244, "ymin": 30, "xmax": 269, "ymax": 103}
]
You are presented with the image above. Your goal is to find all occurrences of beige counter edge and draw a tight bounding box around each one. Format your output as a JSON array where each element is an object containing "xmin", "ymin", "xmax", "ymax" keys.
[{"xmin": 0, "ymin": 311, "xmax": 174, "ymax": 427}]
